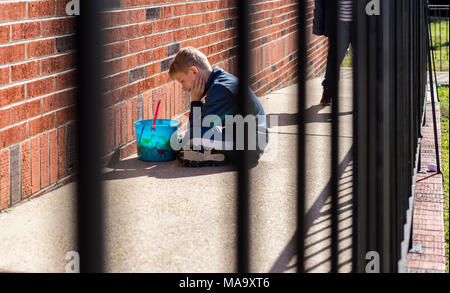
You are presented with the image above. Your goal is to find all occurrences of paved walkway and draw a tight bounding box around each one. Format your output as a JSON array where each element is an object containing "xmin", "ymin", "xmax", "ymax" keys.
[{"xmin": 0, "ymin": 70, "xmax": 354, "ymax": 273}]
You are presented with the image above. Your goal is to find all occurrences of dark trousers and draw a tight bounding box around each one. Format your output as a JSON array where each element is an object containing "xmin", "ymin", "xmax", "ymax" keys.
[{"xmin": 322, "ymin": 21, "xmax": 353, "ymax": 88}]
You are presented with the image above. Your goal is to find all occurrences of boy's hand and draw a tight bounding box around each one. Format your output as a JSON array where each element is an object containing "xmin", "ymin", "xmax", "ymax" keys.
[{"xmin": 190, "ymin": 75, "xmax": 206, "ymax": 102}]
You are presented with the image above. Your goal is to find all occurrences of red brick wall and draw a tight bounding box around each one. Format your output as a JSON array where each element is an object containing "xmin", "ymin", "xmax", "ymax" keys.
[
  {"xmin": 0, "ymin": 0, "xmax": 77, "ymax": 211},
  {"xmin": 0, "ymin": 0, "xmax": 328, "ymax": 211}
]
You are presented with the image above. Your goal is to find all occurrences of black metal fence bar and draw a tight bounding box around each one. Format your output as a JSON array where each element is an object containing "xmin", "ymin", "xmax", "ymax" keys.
[
  {"xmin": 352, "ymin": 0, "xmax": 427, "ymax": 272},
  {"xmin": 329, "ymin": 0, "xmax": 339, "ymax": 274},
  {"xmin": 296, "ymin": 0, "xmax": 307, "ymax": 274},
  {"xmin": 76, "ymin": 1, "xmax": 105, "ymax": 273},
  {"xmin": 237, "ymin": 0, "xmax": 250, "ymax": 273}
]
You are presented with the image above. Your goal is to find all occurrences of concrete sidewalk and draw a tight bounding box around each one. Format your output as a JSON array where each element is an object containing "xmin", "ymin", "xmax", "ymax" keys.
[{"xmin": 0, "ymin": 69, "xmax": 354, "ymax": 273}]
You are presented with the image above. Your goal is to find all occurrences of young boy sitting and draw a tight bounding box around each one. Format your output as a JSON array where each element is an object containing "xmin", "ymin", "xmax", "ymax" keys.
[{"xmin": 169, "ymin": 46, "xmax": 267, "ymax": 167}]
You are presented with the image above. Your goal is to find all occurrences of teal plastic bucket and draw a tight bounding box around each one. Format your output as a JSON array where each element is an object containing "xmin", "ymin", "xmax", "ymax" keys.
[{"xmin": 134, "ymin": 119, "xmax": 180, "ymax": 162}]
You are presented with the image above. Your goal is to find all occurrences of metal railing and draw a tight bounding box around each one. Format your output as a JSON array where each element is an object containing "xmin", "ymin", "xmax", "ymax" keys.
[
  {"xmin": 75, "ymin": 0, "xmax": 432, "ymax": 273},
  {"xmin": 429, "ymin": 4, "xmax": 449, "ymax": 72}
]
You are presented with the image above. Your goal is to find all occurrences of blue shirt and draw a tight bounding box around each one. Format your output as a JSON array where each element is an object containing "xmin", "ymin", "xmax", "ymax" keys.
[{"xmin": 188, "ymin": 66, "xmax": 267, "ymax": 151}]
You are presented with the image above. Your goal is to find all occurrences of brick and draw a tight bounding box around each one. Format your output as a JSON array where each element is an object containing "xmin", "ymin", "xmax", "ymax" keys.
[
  {"xmin": 43, "ymin": 91, "xmax": 72, "ymax": 113},
  {"xmin": 21, "ymin": 140, "xmax": 31, "ymax": 199},
  {"xmin": 56, "ymin": 35, "xmax": 75, "ymax": 53},
  {"xmin": 146, "ymin": 62, "xmax": 159, "ymax": 77},
  {"xmin": 153, "ymin": 73, "xmax": 167, "ymax": 87},
  {"xmin": 160, "ymin": 58, "xmax": 173, "ymax": 72},
  {"xmin": 11, "ymin": 61, "xmax": 41, "ymax": 82},
  {"xmin": 29, "ymin": 0, "xmax": 55, "ymax": 18},
  {"xmin": 55, "ymin": 70, "xmax": 76, "ymax": 90},
  {"xmin": 153, "ymin": 46, "xmax": 167, "ymax": 60},
  {"xmin": 140, "ymin": 22, "xmax": 153, "ymax": 36},
  {"xmin": 30, "ymin": 136, "xmax": 40, "ymax": 193},
  {"xmin": 167, "ymin": 43, "xmax": 180, "ymax": 56},
  {"xmin": 110, "ymin": 11, "xmax": 128, "ymax": 26},
  {"xmin": 0, "ymin": 44, "xmax": 26, "ymax": 65},
  {"xmin": 40, "ymin": 133, "xmax": 49, "ymax": 188},
  {"xmin": 111, "ymin": 41, "xmax": 128, "ymax": 58},
  {"xmin": 12, "ymin": 22, "xmax": 41, "ymax": 41},
  {"xmin": 174, "ymin": 4, "xmax": 186, "ymax": 16},
  {"xmin": 122, "ymin": 82, "xmax": 139, "ymax": 100},
  {"xmin": 146, "ymin": 7, "xmax": 161, "ymax": 20},
  {"xmin": 0, "ymin": 108, "xmax": 11, "ymax": 129},
  {"xmin": 56, "ymin": 106, "xmax": 76, "ymax": 126},
  {"xmin": 129, "ymin": 67, "xmax": 146, "ymax": 83},
  {"xmin": 129, "ymin": 9, "xmax": 146, "ymax": 22},
  {"xmin": 114, "ymin": 105, "xmax": 121, "ymax": 148},
  {"xmin": 129, "ymin": 37, "xmax": 146, "ymax": 53},
  {"xmin": 42, "ymin": 52, "xmax": 76, "ymax": 75},
  {"xmin": 104, "ymin": 0, "xmax": 122, "ymax": 10},
  {"xmin": 138, "ymin": 50, "xmax": 153, "ymax": 64},
  {"xmin": 103, "ymin": 59, "xmax": 121, "ymax": 76},
  {"xmin": 66, "ymin": 122, "xmax": 75, "ymax": 174},
  {"xmin": 0, "ymin": 123, "xmax": 27, "ymax": 149},
  {"xmin": 152, "ymin": 19, "xmax": 166, "ymax": 33},
  {"xmin": 57, "ymin": 126, "xmax": 66, "ymax": 178},
  {"xmin": 10, "ymin": 144, "xmax": 21, "ymax": 205},
  {"xmin": 127, "ymin": 99, "xmax": 132, "ymax": 142},
  {"xmin": 0, "ymin": 67, "xmax": 10, "ymax": 86},
  {"xmin": 0, "ymin": 149, "xmax": 10, "ymax": 210},
  {"xmin": 122, "ymin": 54, "xmax": 138, "ymax": 70},
  {"xmin": 121, "ymin": 24, "xmax": 140, "ymax": 40},
  {"xmin": 121, "ymin": 102, "xmax": 127, "ymax": 144},
  {"xmin": 28, "ymin": 113, "xmax": 55, "ymax": 137},
  {"xmin": 56, "ymin": 0, "xmax": 71, "ymax": 15},
  {"xmin": 0, "ymin": 26, "xmax": 10, "ymax": 44},
  {"xmin": 27, "ymin": 77, "xmax": 54, "ymax": 98},
  {"xmin": 0, "ymin": 85, "xmax": 26, "ymax": 107},
  {"xmin": 0, "ymin": 2, "xmax": 27, "ymax": 22},
  {"xmin": 139, "ymin": 77, "xmax": 153, "ymax": 93},
  {"xmin": 42, "ymin": 18, "xmax": 75, "ymax": 37},
  {"xmin": 12, "ymin": 100, "xmax": 42, "ymax": 124},
  {"xmin": 28, "ymin": 39, "xmax": 55, "ymax": 58},
  {"xmin": 49, "ymin": 129, "xmax": 58, "ymax": 184}
]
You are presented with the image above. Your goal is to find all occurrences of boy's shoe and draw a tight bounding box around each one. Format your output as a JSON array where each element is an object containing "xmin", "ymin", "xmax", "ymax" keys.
[
  {"xmin": 177, "ymin": 149, "xmax": 227, "ymax": 167},
  {"xmin": 319, "ymin": 87, "xmax": 332, "ymax": 106}
]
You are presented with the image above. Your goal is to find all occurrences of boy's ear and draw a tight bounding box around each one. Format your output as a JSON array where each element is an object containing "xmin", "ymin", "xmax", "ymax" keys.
[{"xmin": 189, "ymin": 66, "xmax": 199, "ymax": 75}]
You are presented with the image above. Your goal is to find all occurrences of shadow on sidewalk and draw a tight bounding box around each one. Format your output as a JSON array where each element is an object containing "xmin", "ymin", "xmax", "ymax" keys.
[
  {"xmin": 267, "ymin": 106, "xmax": 353, "ymax": 126},
  {"xmin": 102, "ymin": 156, "xmax": 236, "ymax": 181},
  {"xmin": 269, "ymin": 146, "xmax": 354, "ymax": 273}
]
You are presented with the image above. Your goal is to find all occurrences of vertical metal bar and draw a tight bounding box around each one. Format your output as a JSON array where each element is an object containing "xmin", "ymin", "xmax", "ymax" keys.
[
  {"xmin": 353, "ymin": 0, "xmax": 369, "ymax": 273},
  {"xmin": 76, "ymin": 0, "xmax": 105, "ymax": 273},
  {"xmin": 296, "ymin": 0, "xmax": 306, "ymax": 274},
  {"xmin": 237, "ymin": 0, "xmax": 250, "ymax": 273},
  {"xmin": 425, "ymin": 2, "xmax": 442, "ymax": 174},
  {"xmin": 329, "ymin": 0, "xmax": 339, "ymax": 274},
  {"xmin": 439, "ymin": 8, "xmax": 442, "ymax": 72},
  {"xmin": 351, "ymin": 0, "xmax": 359, "ymax": 273}
]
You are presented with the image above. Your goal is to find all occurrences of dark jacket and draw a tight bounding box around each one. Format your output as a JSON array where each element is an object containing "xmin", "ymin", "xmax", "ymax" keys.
[
  {"xmin": 188, "ymin": 66, "xmax": 267, "ymax": 150},
  {"xmin": 312, "ymin": 0, "xmax": 332, "ymax": 37}
]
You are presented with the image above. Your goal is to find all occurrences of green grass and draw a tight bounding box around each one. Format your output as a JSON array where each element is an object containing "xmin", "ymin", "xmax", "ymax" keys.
[
  {"xmin": 430, "ymin": 20, "xmax": 449, "ymax": 72},
  {"xmin": 439, "ymin": 86, "xmax": 449, "ymax": 273}
]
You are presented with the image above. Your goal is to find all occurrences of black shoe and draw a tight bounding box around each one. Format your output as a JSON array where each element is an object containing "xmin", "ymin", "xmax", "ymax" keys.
[
  {"xmin": 319, "ymin": 87, "xmax": 332, "ymax": 106},
  {"xmin": 177, "ymin": 148, "xmax": 228, "ymax": 167}
]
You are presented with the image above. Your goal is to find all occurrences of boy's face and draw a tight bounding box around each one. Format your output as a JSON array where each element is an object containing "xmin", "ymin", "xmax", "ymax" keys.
[{"xmin": 172, "ymin": 66, "xmax": 198, "ymax": 92}]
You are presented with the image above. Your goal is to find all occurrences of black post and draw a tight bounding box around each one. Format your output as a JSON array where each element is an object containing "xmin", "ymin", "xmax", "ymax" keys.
[
  {"xmin": 237, "ymin": 0, "xmax": 250, "ymax": 273},
  {"xmin": 425, "ymin": 2, "xmax": 442, "ymax": 174},
  {"xmin": 329, "ymin": 0, "xmax": 339, "ymax": 273},
  {"xmin": 76, "ymin": 0, "xmax": 105, "ymax": 272},
  {"xmin": 296, "ymin": 0, "xmax": 306, "ymax": 274}
]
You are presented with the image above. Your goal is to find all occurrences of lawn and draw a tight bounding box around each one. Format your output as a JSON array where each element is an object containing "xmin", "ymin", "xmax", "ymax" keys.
[
  {"xmin": 430, "ymin": 20, "xmax": 449, "ymax": 72},
  {"xmin": 439, "ymin": 86, "xmax": 449, "ymax": 273}
]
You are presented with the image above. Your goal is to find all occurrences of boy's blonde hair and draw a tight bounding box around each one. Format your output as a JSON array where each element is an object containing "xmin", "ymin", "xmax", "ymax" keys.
[{"xmin": 169, "ymin": 46, "xmax": 211, "ymax": 78}]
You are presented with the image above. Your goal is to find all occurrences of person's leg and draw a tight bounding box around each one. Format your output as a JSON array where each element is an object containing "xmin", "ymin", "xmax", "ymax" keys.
[{"xmin": 320, "ymin": 21, "xmax": 351, "ymax": 105}]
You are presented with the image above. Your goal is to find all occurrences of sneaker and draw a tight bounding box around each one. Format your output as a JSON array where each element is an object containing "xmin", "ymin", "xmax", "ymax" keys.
[
  {"xmin": 319, "ymin": 87, "xmax": 332, "ymax": 106},
  {"xmin": 177, "ymin": 148, "xmax": 227, "ymax": 167}
]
